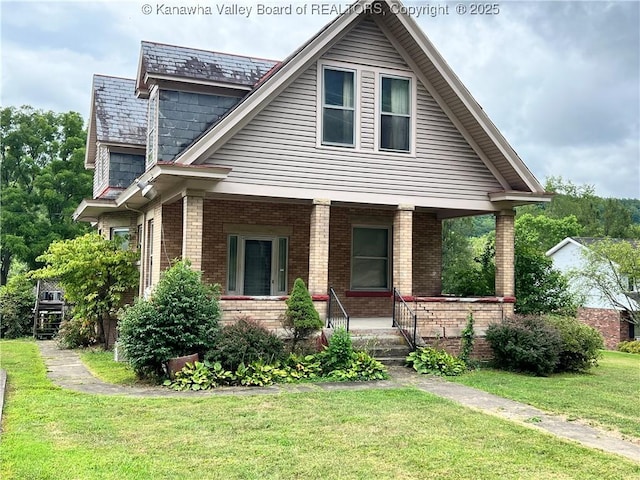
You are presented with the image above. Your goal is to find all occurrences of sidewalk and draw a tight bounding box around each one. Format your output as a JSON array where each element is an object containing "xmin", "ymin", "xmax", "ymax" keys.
[{"xmin": 36, "ymin": 341, "xmax": 640, "ymax": 463}]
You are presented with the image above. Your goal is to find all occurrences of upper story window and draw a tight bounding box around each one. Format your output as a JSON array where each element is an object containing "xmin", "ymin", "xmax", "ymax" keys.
[
  {"xmin": 322, "ymin": 67, "xmax": 355, "ymax": 146},
  {"xmin": 380, "ymin": 75, "xmax": 411, "ymax": 152}
]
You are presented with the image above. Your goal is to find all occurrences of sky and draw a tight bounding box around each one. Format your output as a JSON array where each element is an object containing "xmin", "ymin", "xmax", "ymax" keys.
[{"xmin": 1, "ymin": 0, "xmax": 639, "ymax": 199}]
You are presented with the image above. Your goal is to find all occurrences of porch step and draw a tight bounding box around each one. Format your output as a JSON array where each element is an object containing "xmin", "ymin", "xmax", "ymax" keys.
[{"xmin": 349, "ymin": 326, "xmax": 411, "ymax": 366}]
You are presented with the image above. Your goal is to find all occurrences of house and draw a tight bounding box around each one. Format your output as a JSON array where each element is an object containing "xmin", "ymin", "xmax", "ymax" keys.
[
  {"xmin": 74, "ymin": 0, "xmax": 552, "ymax": 356},
  {"xmin": 547, "ymin": 237, "xmax": 638, "ymax": 349}
]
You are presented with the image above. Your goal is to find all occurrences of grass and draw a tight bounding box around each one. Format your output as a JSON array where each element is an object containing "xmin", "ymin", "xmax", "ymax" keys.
[
  {"xmin": 1, "ymin": 340, "xmax": 639, "ymax": 479},
  {"xmin": 78, "ymin": 349, "xmax": 137, "ymax": 385},
  {"xmin": 451, "ymin": 351, "xmax": 640, "ymax": 439}
]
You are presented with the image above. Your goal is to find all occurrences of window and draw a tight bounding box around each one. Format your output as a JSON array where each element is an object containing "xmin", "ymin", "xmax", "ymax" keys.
[
  {"xmin": 110, "ymin": 227, "xmax": 130, "ymax": 250},
  {"xmin": 380, "ymin": 75, "xmax": 411, "ymax": 152},
  {"xmin": 351, "ymin": 227, "xmax": 390, "ymax": 290},
  {"xmin": 322, "ymin": 67, "xmax": 355, "ymax": 146},
  {"xmin": 227, "ymin": 235, "xmax": 288, "ymax": 295},
  {"xmin": 145, "ymin": 220, "xmax": 154, "ymax": 289}
]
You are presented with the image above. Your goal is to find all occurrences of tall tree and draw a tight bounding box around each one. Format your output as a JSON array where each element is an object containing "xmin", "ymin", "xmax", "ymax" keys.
[{"xmin": 0, "ymin": 106, "xmax": 91, "ymax": 285}]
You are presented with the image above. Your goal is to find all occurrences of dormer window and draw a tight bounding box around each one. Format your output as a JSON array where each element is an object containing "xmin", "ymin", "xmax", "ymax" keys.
[
  {"xmin": 380, "ymin": 75, "xmax": 410, "ymax": 152},
  {"xmin": 322, "ymin": 67, "xmax": 355, "ymax": 146}
]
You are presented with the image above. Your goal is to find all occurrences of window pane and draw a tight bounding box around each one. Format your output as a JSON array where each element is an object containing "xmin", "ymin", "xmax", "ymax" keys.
[
  {"xmin": 277, "ymin": 237, "xmax": 287, "ymax": 293},
  {"xmin": 353, "ymin": 228, "xmax": 388, "ymax": 257},
  {"xmin": 228, "ymin": 235, "xmax": 238, "ymax": 292},
  {"xmin": 380, "ymin": 115, "xmax": 410, "ymax": 151},
  {"xmin": 324, "ymin": 69, "xmax": 354, "ymax": 107},
  {"xmin": 381, "ymin": 77, "xmax": 410, "ymax": 114},
  {"xmin": 323, "ymin": 108, "xmax": 354, "ymax": 145},
  {"xmin": 352, "ymin": 259, "xmax": 388, "ymax": 289}
]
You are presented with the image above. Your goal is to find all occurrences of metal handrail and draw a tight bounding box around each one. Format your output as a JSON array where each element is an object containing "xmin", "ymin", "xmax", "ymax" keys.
[
  {"xmin": 392, "ymin": 287, "xmax": 418, "ymax": 350},
  {"xmin": 327, "ymin": 287, "xmax": 350, "ymax": 331}
]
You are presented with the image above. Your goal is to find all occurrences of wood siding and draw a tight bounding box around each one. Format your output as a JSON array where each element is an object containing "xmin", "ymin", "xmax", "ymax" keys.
[{"xmin": 207, "ymin": 18, "xmax": 503, "ymax": 207}]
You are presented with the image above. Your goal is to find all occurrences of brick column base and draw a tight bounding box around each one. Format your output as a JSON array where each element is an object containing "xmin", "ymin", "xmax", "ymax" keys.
[
  {"xmin": 393, "ymin": 204, "xmax": 414, "ymax": 295},
  {"xmin": 308, "ymin": 199, "xmax": 330, "ymax": 296},
  {"xmin": 495, "ymin": 209, "xmax": 515, "ymax": 297},
  {"xmin": 182, "ymin": 190, "xmax": 204, "ymax": 271}
]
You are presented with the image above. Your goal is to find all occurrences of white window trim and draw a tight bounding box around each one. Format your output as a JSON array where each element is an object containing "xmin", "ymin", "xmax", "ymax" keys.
[
  {"xmin": 110, "ymin": 227, "xmax": 130, "ymax": 250},
  {"xmin": 316, "ymin": 61, "xmax": 360, "ymax": 150},
  {"xmin": 350, "ymin": 225, "xmax": 392, "ymax": 291},
  {"xmin": 227, "ymin": 234, "xmax": 288, "ymax": 296},
  {"xmin": 374, "ymin": 71, "xmax": 417, "ymax": 156}
]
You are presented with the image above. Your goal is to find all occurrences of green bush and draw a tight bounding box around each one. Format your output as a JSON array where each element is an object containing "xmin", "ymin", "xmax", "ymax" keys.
[
  {"xmin": 459, "ymin": 311, "xmax": 475, "ymax": 365},
  {"xmin": 406, "ymin": 346, "xmax": 467, "ymax": 376},
  {"xmin": 0, "ymin": 274, "xmax": 35, "ymax": 339},
  {"xmin": 618, "ymin": 340, "xmax": 640, "ymax": 354},
  {"xmin": 164, "ymin": 360, "xmax": 235, "ymax": 391},
  {"xmin": 118, "ymin": 261, "xmax": 221, "ymax": 379},
  {"xmin": 546, "ymin": 315, "xmax": 604, "ymax": 372},
  {"xmin": 205, "ymin": 317, "xmax": 284, "ymax": 371},
  {"xmin": 319, "ymin": 327, "xmax": 354, "ymax": 373},
  {"xmin": 56, "ymin": 315, "xmax": 98, "ymax": 349},
  {"xmin": 282, "ymin": 278, "xmax": 323, "ymax": 347},
  {"xmin": 485, "ymin": 315, "xmax": 563, "ymax": 376}
]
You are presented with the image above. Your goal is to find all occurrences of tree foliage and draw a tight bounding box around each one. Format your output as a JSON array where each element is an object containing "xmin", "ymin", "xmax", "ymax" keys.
[
  {"xmin": 32, "ymin": 233, "xmax": 139, "ymax": 348},
  {"xmin": 573, "ymin": 239, "xmax": 640, "ymax": 325},
  {"xmin": 0, "ymin": 106, "xmax": 92, "ymax": 285},
  {"xmin": 0, "ymin": 273, "xmax": 35, "ymax": 338}
]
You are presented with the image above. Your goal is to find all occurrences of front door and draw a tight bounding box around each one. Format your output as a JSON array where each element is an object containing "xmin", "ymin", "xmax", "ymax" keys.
[{"xmin": 243, "ymin": 239, "xmax": 273, "ymax": 296}]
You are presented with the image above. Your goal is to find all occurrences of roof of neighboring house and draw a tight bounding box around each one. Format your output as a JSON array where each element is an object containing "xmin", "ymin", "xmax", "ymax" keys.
[
  {"xmin": 546, "ymin": 236, "xmax": 639, "ymax": 257},
  {"xmin": 85, "ymin": 75, "xmax": 148, "ymax": 168},
  {"xmin": 136, "ymin": 41, "xmax": 279, "ymax": 95}
]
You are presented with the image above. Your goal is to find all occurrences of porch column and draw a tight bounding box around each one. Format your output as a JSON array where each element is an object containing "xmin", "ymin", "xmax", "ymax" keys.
[
  {"xmin": 393, "ymin": 204, "xmax": 414, "ymax": 295},
  {"xmin": 308, "ymin": 198, "xmax": 331, "ymax": 295},
  {"xmin": 182, "ymin": 190, "xmax": 205, "ymax": 271},
  {"xmin": 495, "ymin": 209, "xmax": 515, "ymax": 297},
  {"xmin": 150, "ymin": 201, "xmax": 163, "ymax": 289}
]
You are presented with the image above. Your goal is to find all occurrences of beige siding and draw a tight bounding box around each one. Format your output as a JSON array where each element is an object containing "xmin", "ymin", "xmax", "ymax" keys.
[{"xmin": 207, "ymin": 18, "xmax": 503, "ymax": 205}]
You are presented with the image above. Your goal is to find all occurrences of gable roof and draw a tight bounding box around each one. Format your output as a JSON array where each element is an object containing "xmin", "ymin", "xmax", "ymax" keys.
[
  {"xmin": 85, "ymin": 75, "xmax": 148, "ymax": 168},
  {"xmin": 136, "ymin": 41, "xmax": 279, "ymax": 96},
  {"xmin": 546, "ymin": 236, "xmax": 640, "ymax": 257},
  {"xmin": 171, "ymin": 0, "xmax": 546, "ymax": 198}
]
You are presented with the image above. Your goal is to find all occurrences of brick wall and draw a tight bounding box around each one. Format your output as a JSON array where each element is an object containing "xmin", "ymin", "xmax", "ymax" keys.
[
  {"xmin": 219, "ymin": 298, "xmax": 326, "ymax": 327},
  {"xmin": 495, "ymin": 211, "xmax": 515, "ymax": 296},
  {"xmin": 201, "ymin": 199, "xmax": 311, "ymax": 290},
  {"xmin": 414, "ymin": 298, "xmax": 514, "ymax": 359},
  {"xmin": 578, "ymin": 307, "xmax": 625, "ymax": 350},
  {"xmin": 413, "ymin": 211, "xmax": 441, "ymax": 296}
]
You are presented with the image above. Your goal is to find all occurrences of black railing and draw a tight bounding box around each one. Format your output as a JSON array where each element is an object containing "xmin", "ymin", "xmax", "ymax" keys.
[
  {"xmin": 392, "ymin": 287, "xmax": 418, "ymax": 350},
  {"xmin": 327, "ymin": 287, "xmax": 349, "ymax": 331}
]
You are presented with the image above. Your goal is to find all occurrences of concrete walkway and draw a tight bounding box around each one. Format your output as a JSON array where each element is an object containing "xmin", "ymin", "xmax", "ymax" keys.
[{"xmin": 36, "ymin": 341, "xmax": 640, "ymax": 463}]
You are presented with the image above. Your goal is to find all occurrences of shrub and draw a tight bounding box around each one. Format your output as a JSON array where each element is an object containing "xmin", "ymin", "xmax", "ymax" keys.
[
  {"xmin": 618, "ymin": 340, "xmax": 640, "ymax": 354},
  {"xmin": 282, "ymin": 278, "xmax": 323, "ymax": 347},
  {"xmin": 459, "ymin": 310, "xmax": 475, "ymax": 365},
  {"xmin": 485, "ymin": 315, "xmax": 563, "ymax": 376},
  {"xmin": 206, "ymin": 317, "xmax": 285, "ymax": 371},
  {"xmin": 164, "ymin": 361, "xmax": 235, "ymax": 391},
  {"xmin": 319, "ymin": 327, "xmax": 354, "ymax": 373},
  {"xmin": 56, "ymin": 315, "xmax": 98, "ymax": 349},
  {"xmin": 546, "ymin": 315, "xmax": 603, "ymax": 372},
  {"xmin": 118, "ymin": 261, "xmax": 221, "ymax": 379},
  {"xmin": 0, "ymin": 274, "xmax": 35, "ymax": 339},
  {"xmin": 406, "ymin": 346, "xmax": 467, "ymax": 376},
  {"xmin": 327, "ymin": 351, "xmax": 388, "ymax": 381}
]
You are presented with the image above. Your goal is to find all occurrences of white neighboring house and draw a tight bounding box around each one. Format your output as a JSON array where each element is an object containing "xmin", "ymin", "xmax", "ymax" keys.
[{"xmin": 546, "ymin": 237, "xmax": 638, "ymax": 349}]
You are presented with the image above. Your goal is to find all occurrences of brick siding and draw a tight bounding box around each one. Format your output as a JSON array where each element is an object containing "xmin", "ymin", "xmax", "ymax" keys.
[{"xmin": 577, "ymin": 307, "xmax": 630, "ymax": 350}]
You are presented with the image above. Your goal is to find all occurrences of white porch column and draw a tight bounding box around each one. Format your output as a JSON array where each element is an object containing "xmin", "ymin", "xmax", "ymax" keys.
[
  {"xmin": 308, "ymin": 198, "xmax": 331, "ymax": 295},
  {"xmin": 182, "ymin": 190, "xmax": 205, "ymax": 272},
  {"xmin": 393, "ymin": 204, "xmax": 414, "ymax": 295},
  {"xmin": 495, "ymin": 209, "xmax": 515, "ymax": 297}
]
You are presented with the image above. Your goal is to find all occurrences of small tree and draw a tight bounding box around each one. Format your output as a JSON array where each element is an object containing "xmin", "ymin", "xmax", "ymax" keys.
[
  {"xmin": 33, "ymin": 233, "xmax": 138, "ymax": 348},
  {"xmin": 0, "ymin": 273, "xmax": 35, "ymax": 338},
  {"xmin": 574, "ymin": 239, "xmax": 640, "ymax": 326},
  {"xmin": 282, "ymin": 278, "xmax": 322, "ymax": 348},
  {"xmin": 118, "ymin": 260, "xmax": 221, "ymax": 379}
]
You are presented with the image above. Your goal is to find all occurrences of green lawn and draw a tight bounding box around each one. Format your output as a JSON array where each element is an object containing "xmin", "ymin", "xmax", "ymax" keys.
[
  {"xmin": 451, "ymin": 350, "xmax": 640, "ymax": 439},
  {"xmin": 79, "ymin": 349, "xmax": 138, "ymax": 385},
  {"xmin": 1, "ymin": 341, "xmax": 638, "ymax": 479}
]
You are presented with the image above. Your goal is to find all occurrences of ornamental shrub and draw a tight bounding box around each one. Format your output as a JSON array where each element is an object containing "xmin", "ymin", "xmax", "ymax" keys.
[
  {"xmin": 406, "ymin": 346, "xmax": 466, "ymax": 376},
  {"xmin": 205, "ymin": 317, "xmax": 285, "ymax": 371},
  {"xmin": 0, "ymin": 274, "xmax": 35, "ymax": 339},
  {"xmin": 319, "ymin": 327, "xmax": 354, "ymax": 374},
  {"xmin": 485, "ymin": 315, "xmax": 563, "ymax": 376},
  {"xmin": 546, "ymin": 315, "xmax": 603, "ymax": 372},
  {"xmin": 618, "ymin": 340, "xmax": 640, "ymax": 354},
  {"xmin": 118, "ymin": 261, "xmax": 221, "ymax": 379},
  {"xmin": 56, "ymin": 315, "xmax": 98, "ymax": 349},
  {"xmin": 282, "ymin": 278, "xmax": 322, "ymax": 347}
]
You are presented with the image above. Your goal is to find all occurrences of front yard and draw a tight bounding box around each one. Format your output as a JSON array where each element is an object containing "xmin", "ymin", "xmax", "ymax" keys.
[{"xmin": 1, "ymin": 340, "xmax": 638, "ymax": 479}]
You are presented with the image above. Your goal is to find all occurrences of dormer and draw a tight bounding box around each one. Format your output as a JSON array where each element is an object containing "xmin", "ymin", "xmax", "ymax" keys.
[
  {"xmin": 135, "ymin": 41, "xmax": 279, "ymax": 167},
  {"xmin": 85, "ymin": 75, "xmax": 147, "ymax": 199}
]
